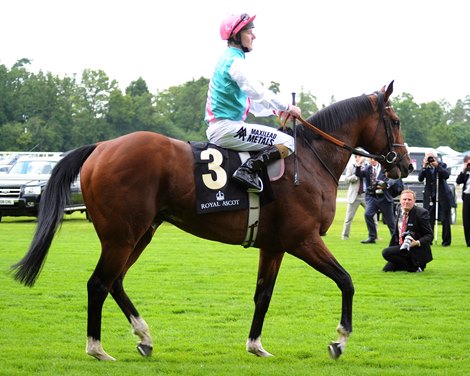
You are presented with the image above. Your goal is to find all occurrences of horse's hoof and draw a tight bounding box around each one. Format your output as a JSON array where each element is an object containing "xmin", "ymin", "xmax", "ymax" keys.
[
  {"xmin": 137, "ymin": 343, "xmax": 153, "ymax": 357},
  {"xmin": 328, "ymin": 341, "xmax": 343, "ymax": 360},
  {"xmin": 86, "ymin": 338, "xmax": 116, "ymax": 361},
  {"xmin": 246, "ymin": 338, "xmax": 273, "ymax": 357},
  {"xmin": 248, "ymin": 347, "xmax": 273, "ymax": 357}
]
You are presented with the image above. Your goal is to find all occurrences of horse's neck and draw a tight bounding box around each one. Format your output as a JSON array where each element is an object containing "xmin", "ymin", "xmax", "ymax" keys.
[
  {"xmin": 325, "ymin": 123, "xmax": 364, "ymax": 178},
  {"xmin": 299, "ymin": 139, "xmax": 351, "ymax": 184}
]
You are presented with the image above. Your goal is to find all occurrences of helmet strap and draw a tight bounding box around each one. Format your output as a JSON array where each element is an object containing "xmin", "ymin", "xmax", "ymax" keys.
[{"xmin": 229, "ymin": 34, "xmax": 250, "ymax": 53}]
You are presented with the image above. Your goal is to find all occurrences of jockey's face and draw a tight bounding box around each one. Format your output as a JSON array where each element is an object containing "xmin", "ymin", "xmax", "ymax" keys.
[{"xmin": 240, "ymin": 28, "xmax": 255, "ymax": 52}]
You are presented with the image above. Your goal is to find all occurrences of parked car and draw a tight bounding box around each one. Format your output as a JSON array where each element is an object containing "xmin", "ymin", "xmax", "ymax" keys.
[
  {"xmin": 0, "ymin": 156, "xmax": 87, "ymax": 221},
  {"xmin": 0, "ymin": 164, "xmax": 11, "ymax": 174},
  {"xmin": 0, "ymin": 154, "xmax": 19, "ymax": 174}
]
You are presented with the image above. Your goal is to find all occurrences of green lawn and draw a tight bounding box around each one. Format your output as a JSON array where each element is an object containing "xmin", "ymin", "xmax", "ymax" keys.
[{"xmin": 1, "ymin": 203, "xmax": 469, "ymax": 375}]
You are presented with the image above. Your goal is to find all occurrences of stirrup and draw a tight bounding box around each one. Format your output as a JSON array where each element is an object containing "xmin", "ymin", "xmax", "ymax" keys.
[
  {"xmin": 247, "ymin": 177, "xmax": 263, "ymax": 193},
  {"xmin": 233, "ymin": 168, "xmax": 263, "ymax": 192}
]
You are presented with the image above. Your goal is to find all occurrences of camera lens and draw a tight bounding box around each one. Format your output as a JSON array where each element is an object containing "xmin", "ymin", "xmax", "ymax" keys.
[{"xmin": 427, "ymin": 157, "xmax": 434, "ymax": 163}]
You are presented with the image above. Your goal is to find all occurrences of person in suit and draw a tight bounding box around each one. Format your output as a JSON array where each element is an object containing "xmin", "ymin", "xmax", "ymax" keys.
[
  {"xmin": 418, "ymin": 151, "xmax": 454, "ymax": 246},
  {"xmin": 382, "ymin": 189, "xmax": 433, "ymax": 272},
  {"xmin": 341, "ymin": 156, "xmax": 377, "ymax": 240},
  {"xmin": 360, "ymin": 158, "xmax": 397, "ymax": 244},
  {"xmin": 456, "ymin": 154, "xmax": 470, "ymax": 247}
]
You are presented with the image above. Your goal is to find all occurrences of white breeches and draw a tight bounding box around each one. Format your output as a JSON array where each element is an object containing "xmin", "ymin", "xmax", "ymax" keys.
[{"xmin": 206, "ymin": 120, "xmax": 294, "ymax": 154}]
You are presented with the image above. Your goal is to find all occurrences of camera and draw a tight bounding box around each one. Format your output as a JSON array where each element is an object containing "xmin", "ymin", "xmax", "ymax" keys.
[
  {"xmin": 376, "ymin": 180, "xmax": 386, "ymax": 188},
  {"xmin": 400, "ymin": 231, "xmax": 415, "ymax": 252},
  {"xmin": 425, "ymin": 156, "xmax": 435, "ymax": 168},
  {"xmin": 466, "ymin": 164, "xmax": 470, "ymax": 172},
  {"xmin": 366, "ymin": 186, "xmax": 376, "ymax": 195}
]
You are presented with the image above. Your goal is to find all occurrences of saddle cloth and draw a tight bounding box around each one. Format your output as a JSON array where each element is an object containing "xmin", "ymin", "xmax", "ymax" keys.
[{"xmin": 190, "ymin": 142, "xmax": 276, "ymax": 214}]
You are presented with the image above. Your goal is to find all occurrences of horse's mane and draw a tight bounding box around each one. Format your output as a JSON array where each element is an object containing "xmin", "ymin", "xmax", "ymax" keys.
[{"xmin": 298, "ymin": 94, "xmax": 373, "ymax": 144}]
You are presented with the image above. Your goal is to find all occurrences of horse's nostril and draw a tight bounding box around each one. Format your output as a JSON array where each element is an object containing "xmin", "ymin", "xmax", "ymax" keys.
[{"xmin": 408, "ymin": 164, "xmax": 414, "ymax": 173}]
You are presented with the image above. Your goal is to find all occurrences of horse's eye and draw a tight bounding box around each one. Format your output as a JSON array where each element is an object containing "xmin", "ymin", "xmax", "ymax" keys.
[{"xmin": 392, "ymin": 119, "xmax": 400, "ymax": 127}]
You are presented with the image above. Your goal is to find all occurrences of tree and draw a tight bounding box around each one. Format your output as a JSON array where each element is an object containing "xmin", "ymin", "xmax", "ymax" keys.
[
  {"xmin": 1, "ymin": 60, "xmax": 470, "ymax": 153},
  {"xmin": 298, "ymin": 88, "xmax": 319, "ymax": 116},
  {"xmin": 153, "ymin": 77, "xmax": 208, "ymax": 140},
  {"xmin": 107, "ymin": 78, "xmax": 155, "ymax": 137},
  {"xmin": 393, "ymin": 93, "xmax": 430, "ymax": 146}
]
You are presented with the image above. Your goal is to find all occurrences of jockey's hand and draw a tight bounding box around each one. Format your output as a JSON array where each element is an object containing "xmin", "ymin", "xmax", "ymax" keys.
[
  {"xmin": 288, "ymin": 104, "xmax": 302, "ymax": 118},
  {"xmin": 278, "ymin": 110, "xmax": 291, "ymax": 127}
]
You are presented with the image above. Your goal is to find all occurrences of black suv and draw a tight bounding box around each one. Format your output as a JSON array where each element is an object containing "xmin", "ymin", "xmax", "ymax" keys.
[{"xmin": 0, "ymin": 156, "xmax": 86, "ymax": 221}]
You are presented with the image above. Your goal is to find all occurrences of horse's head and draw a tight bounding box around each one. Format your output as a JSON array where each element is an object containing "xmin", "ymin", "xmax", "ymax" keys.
[
  {"xmin": 299, "ymin": 82, "xmax": 412, "ymax": 181},
  {"xmin": 367, "ymin": 81, "xmax": 412, "ymax": 179}
]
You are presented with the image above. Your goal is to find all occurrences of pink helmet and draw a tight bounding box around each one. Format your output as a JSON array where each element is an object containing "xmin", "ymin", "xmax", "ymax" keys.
[{"xmin": 220, "ymin": 13, "xmax": 256, "ymax": 40}]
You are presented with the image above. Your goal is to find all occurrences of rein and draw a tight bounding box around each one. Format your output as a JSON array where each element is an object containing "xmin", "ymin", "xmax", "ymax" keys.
[
  {"xmin": 293, "ymin": 115, "xmax": 385, "ymax": 162},
  {"xmin": 279, "ymin": 91, "xmax": 406, "ymax": 171}
]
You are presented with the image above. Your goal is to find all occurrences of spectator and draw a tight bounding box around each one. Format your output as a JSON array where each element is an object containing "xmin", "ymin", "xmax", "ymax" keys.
[
  {"xmin": 341, "ymin": 155, "xmax": 377, "ymax": 240},
  {"xmin": 418, "ymin": 151, "xmax": 454, "ymax": 246},
  {"xmin": 360, "ymin": 158, "xmax": 396, "ymax": 244},
  {"xmin": 382, "ymin": 189, "xmax": 433, "ymax": 272},
  {"xmin": 456, "ymin": 155, "xmax": 470, "ymax": 247}
]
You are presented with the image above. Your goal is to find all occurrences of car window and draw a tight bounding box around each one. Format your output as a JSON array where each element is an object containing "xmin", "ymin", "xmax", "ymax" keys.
[{"xmin": 8, "ymin": 160, "xmax": 57, "ymax": 174}]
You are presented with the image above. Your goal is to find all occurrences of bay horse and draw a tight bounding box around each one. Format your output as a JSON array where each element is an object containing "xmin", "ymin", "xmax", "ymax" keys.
[{"xmin": 12, "ymin": 81, "xmax": 412, "ymax": 361}]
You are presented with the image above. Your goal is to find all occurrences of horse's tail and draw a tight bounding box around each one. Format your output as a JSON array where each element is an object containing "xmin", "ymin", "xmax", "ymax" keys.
[{"xmin": 11, "ymin": 144, "xmax": 97, "ymax": 287}]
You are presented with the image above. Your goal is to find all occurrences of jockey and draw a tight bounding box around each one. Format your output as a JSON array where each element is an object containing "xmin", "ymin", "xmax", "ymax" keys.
[{"xmin": 205, "ymin": 13, "xmax": 301, "ymax": 191}]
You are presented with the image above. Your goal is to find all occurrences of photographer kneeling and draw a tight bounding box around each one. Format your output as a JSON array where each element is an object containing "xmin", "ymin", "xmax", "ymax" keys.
[{"xmin": 382, "ymin": 189, "xmax": 434, "ymax": 273}]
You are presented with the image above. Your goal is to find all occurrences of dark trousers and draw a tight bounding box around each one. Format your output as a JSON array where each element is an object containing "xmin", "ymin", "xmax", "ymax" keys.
[
  {"xmin": 382, "ymin": 246, "xmax": 422, "ymax": 272},
  {"xmin": 364, "ymin": 194, "xmax": 395, "ymax": 239},
  {"xmin": 428, "ymin": 200, "xmax": 451, "ymax": 245},
  {"xmin": 463, "ymin": 194, "xmax": 470, "ymax": 246}
]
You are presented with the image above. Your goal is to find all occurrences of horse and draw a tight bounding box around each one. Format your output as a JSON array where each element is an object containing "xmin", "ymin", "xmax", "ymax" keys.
[{"xmin": 12, "ymin": 81, "xmax": 412, "ymax": 361}]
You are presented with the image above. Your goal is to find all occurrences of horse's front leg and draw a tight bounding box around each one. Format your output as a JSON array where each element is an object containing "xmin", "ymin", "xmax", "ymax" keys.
[
  {"xmin": 246, "ymin": 249, "xmax": 284, "ymax": 357},
  {"xmin": 291, "ymin": 237, "xmax": 354, "ymax": 359}
]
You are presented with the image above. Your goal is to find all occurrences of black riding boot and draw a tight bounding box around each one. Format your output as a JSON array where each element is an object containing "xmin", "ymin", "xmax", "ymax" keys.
[{"xmin": 233, "ymin": 146, "xmax": 282, "ymax": 191}]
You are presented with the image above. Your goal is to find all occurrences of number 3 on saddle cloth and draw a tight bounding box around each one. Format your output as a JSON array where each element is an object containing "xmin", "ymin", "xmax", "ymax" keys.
[{"xmin": 190, "ymin": 142, "xmax": 280, "ymax": 214}]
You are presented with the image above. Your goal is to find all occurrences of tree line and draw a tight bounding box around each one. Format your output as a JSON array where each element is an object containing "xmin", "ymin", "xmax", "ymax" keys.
[{"xmin": 1, "ymin": 59, "xmax": 469, "ymax": 152}]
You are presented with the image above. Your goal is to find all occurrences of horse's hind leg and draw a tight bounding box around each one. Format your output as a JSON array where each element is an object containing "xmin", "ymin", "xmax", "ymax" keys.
[
  {"xmin": 86, "ymin": 233, "xmax": 148, "ymax": 361},
  {"xmin": 86, "ymin": 257, "xmax": 122, "ymax": 361},
  {"xmin": 110, "ymin": 276, "xmax": 153, "ymax": 357},
  {"xmin": 109, "ymin": 225, "xmax": 158, "ymax": 357},
  {"xmin": 246, "ymin": 249, "xmax": 284, "ymax": 357}
]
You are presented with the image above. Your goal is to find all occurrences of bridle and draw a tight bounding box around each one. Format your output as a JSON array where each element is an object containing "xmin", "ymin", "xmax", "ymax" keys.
[
  {"xmin": 289, "ymin": 91, "xmax": 406, "ymax": 173},
  {"xmin": 373, "ymin": 90, "xmax": 407, "ymax": 172}
]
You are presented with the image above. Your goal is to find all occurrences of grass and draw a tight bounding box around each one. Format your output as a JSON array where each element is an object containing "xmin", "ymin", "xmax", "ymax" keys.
[{"xmin": 1, "ymin": 202, "xmax": 469, "ymax": 375}]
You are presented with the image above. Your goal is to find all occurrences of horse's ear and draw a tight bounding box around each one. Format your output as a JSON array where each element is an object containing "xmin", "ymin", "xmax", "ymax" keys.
[{"xmin": 385, "ymin": 80, "xmax": 394, "ymax": 101}]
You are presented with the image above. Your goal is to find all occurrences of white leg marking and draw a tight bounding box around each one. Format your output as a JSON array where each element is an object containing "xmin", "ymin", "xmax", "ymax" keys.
[
  {"xmin": 336, "ymin": 324, "xmax": 349, "ymax": 351},
  {"xmin": 86, "ymin": 337, "xmax": 116, "ymax": 361},
  {"xmin": 130, "ymin": 315, "xmax": 153, "ymax": 347},
  {"xmin": 246, "ymin": 337, "xmax": 273, "ymax": 357}
]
